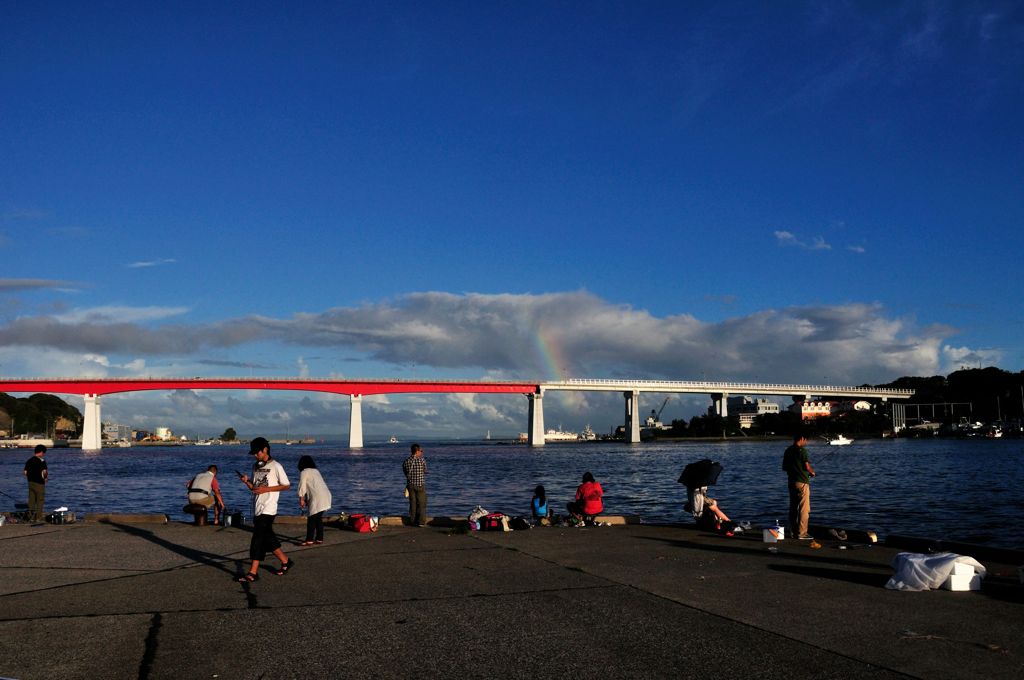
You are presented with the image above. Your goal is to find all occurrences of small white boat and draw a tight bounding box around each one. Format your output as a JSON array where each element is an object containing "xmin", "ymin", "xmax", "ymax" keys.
[
  {"xmin": 388, "ymin": 435, "xmax": 399, "ymax": 444},
  {"xmin": 828, "ymin": 434, "xmax": 854, "ymax": 446}
]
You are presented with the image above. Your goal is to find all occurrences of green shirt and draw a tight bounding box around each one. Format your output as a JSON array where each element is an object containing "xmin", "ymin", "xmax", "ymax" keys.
[{"xmin": 782, "ymin": 444, "xmax": 811, "ymax": 484}]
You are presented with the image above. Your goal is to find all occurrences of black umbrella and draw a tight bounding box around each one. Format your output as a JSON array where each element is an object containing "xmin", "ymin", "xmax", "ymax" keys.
[{"xmin": 677, "ymin": 458, "xmax": 723, "ymax": 488}]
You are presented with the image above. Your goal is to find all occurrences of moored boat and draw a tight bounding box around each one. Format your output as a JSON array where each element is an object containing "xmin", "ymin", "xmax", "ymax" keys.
[{"xmin": 544, "ymin": 428, "xmax": 578, "ymax": 442}]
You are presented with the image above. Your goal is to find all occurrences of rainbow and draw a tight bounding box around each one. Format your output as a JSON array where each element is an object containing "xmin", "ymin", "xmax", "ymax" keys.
[{"xmin": 533, "ymin": 327, "xmax": 569, "ymax": 380}]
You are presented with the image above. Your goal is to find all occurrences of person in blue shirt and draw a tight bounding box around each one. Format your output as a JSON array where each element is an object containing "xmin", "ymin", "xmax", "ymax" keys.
[{"xmin": 531, "ymin": 485, "xmax": 551, "ymax": 525}]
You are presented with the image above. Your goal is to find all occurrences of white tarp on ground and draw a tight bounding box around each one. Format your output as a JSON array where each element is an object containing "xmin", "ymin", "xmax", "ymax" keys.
[{"xmin": 885, "ymin": 552, "xmax": 987, "ymax": 591}]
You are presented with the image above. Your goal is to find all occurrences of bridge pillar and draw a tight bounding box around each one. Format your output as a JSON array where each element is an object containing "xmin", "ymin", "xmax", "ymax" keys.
[
  {"xmin": 624, "ymin": 390, "xmax": 640, "ymax": 443},
  {"xmin": 349, "ymin": 394, "xmax": 364, "ymax": 449},
  {"xmin": 890, "ymin": 401, "xmax": 905, "ymax": 433},
  {"xmin": 528, "ymin": 390, "xmax": 545, "ymax": 446},
  {"xmin": 711, "ymin": 393, "xmax": 729, "ymax": 418},
  {"xmin": 81, "ymin": 394, "xmax": 102, "ymax": 451}
]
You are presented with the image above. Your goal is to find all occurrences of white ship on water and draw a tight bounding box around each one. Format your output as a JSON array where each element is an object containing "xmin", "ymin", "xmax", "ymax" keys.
[{"xmin": 544, "ymin": 428, "xmax": 579, "ymax": 442}]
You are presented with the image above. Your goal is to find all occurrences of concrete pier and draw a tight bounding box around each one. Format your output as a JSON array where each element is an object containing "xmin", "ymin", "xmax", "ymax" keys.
[{"xmin": 0, "ymin": 521, "xmax": 1020, "ymax": 679}]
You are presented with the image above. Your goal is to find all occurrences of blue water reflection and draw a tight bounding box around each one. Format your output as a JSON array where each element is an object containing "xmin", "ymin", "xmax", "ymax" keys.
[{"xmin": 1, "ymin": 438, "xmax": 1021, "ymax": 548}]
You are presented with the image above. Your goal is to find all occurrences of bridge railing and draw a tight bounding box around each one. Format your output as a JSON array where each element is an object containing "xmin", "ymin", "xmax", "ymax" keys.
[{"xmin": 549, "ymin": 378, "xmax": 914, "ymax": 397}]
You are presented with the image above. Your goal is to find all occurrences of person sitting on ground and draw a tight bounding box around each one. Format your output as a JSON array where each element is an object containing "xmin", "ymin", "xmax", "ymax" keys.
[
  {"xmin": 186, "ymin": 464, "xmax": 225, "ymax": 525},
  {"xmin": 566, "ymin": 472, "xmax": 604, "ymax": 525},
  {"xmin": 531, "ymin": 485, "xmax": 552, "ymax": 525},
  {"xmin": 686, "ymin": 485, "xmax": 736, "ymax": 536}
]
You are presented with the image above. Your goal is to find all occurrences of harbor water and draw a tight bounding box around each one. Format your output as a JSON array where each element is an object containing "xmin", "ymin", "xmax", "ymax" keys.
[{"xmin": 2, "ymin": 437, "xmax": 1022, "ymax": 549}]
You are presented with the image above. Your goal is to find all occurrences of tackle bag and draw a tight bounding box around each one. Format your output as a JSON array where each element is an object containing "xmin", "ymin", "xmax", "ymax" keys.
[
  {"xmin": 480, "ymin": 513, "xmax": 511, "ymax": 532},
  {"xmin": 678, "ymin": 459, "xmax": 723, "ymax": 489},
  {"xmin": 348, "ymin": 513, "xmax": 379, "ymax": 533}
]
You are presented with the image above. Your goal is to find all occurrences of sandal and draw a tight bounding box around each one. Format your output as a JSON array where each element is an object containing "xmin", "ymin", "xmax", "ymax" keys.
[
  {"xmin": 314, "ymin": 540, "xmax": 324, "ymax": 544},
  {"xmin": 300, "ymin": 541, "xmax": 315, "ymax": 546},
  {"xmin": 275, "ymin": 559, "xmax": 295, "ymax": 576},
  {"xmin": 236, "ymin": 572, "xmax": 259, "ymax": 583}
]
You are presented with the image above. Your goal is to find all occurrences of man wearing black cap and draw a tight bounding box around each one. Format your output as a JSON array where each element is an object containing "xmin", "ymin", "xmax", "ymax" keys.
[
  {"xmin": 23, "ymin": 444, "xmax": 48, "ymax": 522},
  {"xmin": 236, "ymin": 437, "xmax": 293, "ymax": 582}
]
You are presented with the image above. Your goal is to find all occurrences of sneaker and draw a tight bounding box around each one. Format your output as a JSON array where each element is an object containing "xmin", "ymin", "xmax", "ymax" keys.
[{"xmin": 798, "ymin": 534, "xmax": 814, "ymax": 540}]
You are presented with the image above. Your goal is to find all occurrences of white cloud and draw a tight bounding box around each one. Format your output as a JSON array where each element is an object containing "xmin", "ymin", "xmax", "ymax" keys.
[
  {"xmin": 847, "ymin": 245, "xmax": 866, "ymax": 253},
  {"xmin": 126, "ymin": 258, "xmax": 177, "ymax": 269},
  {"xmin": 0, "ymin": 278, "xmax": 72, "ymax": 292},
  {"xmin": 0, "ymin": 291, "xmax": 996, "ymax": 389},
  {"xmin": 51, "ymin": 305, "xmax": 190, "ymax": 325},
  {"xmin": 774, "ymin": 230, "xmax": 831, "ymax": 250},
  {"xmin": 941, "ymin": 345, "xmax": 1003, "ymax": 372}
]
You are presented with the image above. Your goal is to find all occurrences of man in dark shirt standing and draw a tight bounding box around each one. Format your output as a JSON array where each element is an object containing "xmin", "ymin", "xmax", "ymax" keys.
[
  {"xmin": 402, "ymin": 443, "xmax": 428, "ymax": 527},
  {"xmin": 782, "ymin": 434, "xmax": 816, "ymax": 540},
  {"xmin": 23, "ymin": 444, "xmax": 48, "ymax": 522}
]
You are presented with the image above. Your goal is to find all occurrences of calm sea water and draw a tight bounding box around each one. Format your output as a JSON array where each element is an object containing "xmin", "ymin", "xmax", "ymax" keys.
[{"xmin": 2, "ymin": 438, "xmax": 1022, "ymax": 549}]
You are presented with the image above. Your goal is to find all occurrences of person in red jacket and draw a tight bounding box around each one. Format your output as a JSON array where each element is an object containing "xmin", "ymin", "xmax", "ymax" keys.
[{"xmin": 567, "ymin": 471, "xmax": 604, "ymax": 525}]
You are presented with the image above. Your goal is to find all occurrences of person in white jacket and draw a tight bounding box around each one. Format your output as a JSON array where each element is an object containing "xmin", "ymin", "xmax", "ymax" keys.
[{"xmin": 297, "ymin": 455, "xmax": 333, "ymax": 545}]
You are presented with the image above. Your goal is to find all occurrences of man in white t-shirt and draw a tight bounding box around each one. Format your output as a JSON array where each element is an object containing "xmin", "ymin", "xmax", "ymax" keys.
[{"xmin": 236, "ymin": 437, "xmax": 293, "ymax": 582}]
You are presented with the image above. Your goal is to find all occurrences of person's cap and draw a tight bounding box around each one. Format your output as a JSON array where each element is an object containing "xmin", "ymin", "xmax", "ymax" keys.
[{"xmin": 249, "ymin": 437, "xmax": 269, "ymax": 455}]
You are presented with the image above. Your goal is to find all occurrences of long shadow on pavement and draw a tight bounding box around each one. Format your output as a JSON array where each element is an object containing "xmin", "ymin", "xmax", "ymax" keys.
[
  {"xmin": 638, "ymin": 534, "xmax": 893, "ymax": 570},
  {"xmin": 104, "ymin": 521, "xmax": 239, "ymax": 577},
  {"xmin": 767, "ymin": 564, "xmax": 891, "ymax": 587}
]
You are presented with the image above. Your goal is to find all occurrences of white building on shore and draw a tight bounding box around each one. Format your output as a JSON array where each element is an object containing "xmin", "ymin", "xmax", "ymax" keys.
[
  {"xmin": 726, "ymin": 396, "xmax": 781, "ymax": 429},
  {"xmin": 103, "ymin": 423, "xmax": 132, "ymax": 441}
]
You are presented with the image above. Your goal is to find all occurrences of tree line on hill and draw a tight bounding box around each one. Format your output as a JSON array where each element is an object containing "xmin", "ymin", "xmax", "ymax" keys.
[{"xmin": 0, "ymin": 393, "xmax": 83, "ymax": 438}]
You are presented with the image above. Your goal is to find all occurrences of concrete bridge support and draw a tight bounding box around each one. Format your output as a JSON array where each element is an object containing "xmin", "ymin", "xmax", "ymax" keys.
[
  {"xmin": 890, "ymin": 401, "xmax": 905, "ymax": 433},
  {"xmin": 349, "ymin": 394, "xmax": 364, "ymax": 449},
  {"xmin": 81, "ymin": 394, "xmax": 102, "ymax": 451},
  {"xmin": 528, "ymin": 390, "xmax": 545, "ymax": 446},
  {"xmin": 710, "ymin": 393, "xmax": 730, "ymax": 418},
  {"xmin": 623, "ymin": 390, "xmax": 641, "ymax": 443}
]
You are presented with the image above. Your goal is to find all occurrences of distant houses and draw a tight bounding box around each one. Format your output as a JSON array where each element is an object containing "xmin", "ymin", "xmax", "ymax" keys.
[{"xmin": 788, "ymin": 399, "xmax": 872, "ymax": 421}]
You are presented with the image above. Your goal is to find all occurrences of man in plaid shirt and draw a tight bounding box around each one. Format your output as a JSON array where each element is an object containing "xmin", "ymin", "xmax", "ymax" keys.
[{"xmin": 402, "ymin": 443, "xmax": 428, "ymax": 526}]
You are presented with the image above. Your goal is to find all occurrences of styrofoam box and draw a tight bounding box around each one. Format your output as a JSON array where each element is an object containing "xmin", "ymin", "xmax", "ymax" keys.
[
  {"xmin": 951, "ymin": 561, "xmax": 976, "ymax": 576},
  {"xmin": 943, "ymin": 573, "xmax": 982, "ymax": 591}
]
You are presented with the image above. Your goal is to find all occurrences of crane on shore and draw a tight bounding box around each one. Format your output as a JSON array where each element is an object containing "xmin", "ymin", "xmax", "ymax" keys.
[{"xmin": 646, "ymin": 396, "xmax": 673, "ymax": 428}]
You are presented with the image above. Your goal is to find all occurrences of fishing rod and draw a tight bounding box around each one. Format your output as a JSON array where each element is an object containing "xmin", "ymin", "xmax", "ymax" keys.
[{"xmin": 0, "ymin": 488, "xmax": 28, "ymax": 508}]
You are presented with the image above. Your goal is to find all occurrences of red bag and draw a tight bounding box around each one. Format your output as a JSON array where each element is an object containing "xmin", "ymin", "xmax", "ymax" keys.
[
  {"xmin": 480, "ymin": 513, "xmax": 510, "ymax": 532},
  {"xmin": 348, "ymin": 514, "xmax": 378, "ymax": 533}
]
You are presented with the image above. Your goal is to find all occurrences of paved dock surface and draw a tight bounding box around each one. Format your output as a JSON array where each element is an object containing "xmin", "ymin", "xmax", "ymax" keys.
[{"xmin": 0, "ymin": 520, "xmax": 1021, "ymax": 679}]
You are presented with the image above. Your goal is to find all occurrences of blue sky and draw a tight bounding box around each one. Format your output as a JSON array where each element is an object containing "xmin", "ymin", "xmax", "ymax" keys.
[{"xmin": 2, "ymin": 1, "xmax": 1022, "ymax": 438}]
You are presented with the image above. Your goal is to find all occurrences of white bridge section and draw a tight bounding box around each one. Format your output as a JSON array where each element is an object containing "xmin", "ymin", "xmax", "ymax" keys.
[{"xmin": 538, "ymin": 379, "xmax": 914, "ymax": 445}]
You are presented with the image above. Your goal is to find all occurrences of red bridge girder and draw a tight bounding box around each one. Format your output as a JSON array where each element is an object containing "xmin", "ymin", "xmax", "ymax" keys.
[{"xmin": 0, "ymin": 378, "xmax": 540, "ymax": 397}]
